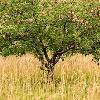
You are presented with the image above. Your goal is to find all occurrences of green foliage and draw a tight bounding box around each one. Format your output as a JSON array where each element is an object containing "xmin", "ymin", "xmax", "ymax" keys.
[{"xmin": 0, "ymin": 0, "xmax": 100, "ymax": 61}]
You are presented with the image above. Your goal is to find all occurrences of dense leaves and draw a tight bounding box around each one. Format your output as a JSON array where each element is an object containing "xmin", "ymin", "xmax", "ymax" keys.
[{"xmin": 0, "ymin": 0, "xmax": 100, "ymax": 62}]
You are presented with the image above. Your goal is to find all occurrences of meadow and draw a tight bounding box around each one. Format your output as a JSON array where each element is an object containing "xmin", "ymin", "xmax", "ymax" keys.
[{"xmin": 0, "ymin": 53, "xmax": 100, "ymax": 100}]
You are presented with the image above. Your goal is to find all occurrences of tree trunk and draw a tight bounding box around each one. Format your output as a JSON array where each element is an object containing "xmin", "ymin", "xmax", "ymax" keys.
[{"xmin": 46, "ymin": 63, "xmax": 54, "ymax": 84}]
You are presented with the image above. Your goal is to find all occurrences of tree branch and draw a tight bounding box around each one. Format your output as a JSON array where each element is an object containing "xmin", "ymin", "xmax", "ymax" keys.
[
  {"xmin": 50, "ymin": 43, "xmax": 77, "ymax": 66},
  {"xmin": 39, "ymin": 39, "xmax": 50, "ymax": 62},
  {"xmin": 49, "ymin": 47, "xmax": 66, "ymax": 66}
]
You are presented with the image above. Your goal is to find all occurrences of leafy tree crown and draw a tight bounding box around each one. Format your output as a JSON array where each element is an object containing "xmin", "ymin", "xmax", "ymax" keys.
[{"xmin": 0, "ymin": 0, "xmax": 100, "ymax": 62}]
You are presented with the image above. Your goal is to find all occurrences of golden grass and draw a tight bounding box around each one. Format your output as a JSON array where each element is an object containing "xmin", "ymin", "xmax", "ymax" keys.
[{"xmin": 0, "ymin": 53, "xmax": 100, "ymax": 100}]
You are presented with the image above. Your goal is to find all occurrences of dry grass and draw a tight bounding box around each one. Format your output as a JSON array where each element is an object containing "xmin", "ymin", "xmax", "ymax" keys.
[{"xmin": 0, "ymin": 53, "xmax": 100, "ymax": 100}]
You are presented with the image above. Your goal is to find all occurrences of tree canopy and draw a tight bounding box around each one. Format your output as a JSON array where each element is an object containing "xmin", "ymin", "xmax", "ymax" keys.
[{"xmin": 0, "ymin": 0, "xmax": 100, "ymax": 63}]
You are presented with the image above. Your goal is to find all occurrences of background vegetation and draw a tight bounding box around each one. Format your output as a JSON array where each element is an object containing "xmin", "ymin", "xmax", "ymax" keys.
[{"xmin": 0, "ymin": 54, "xmax": 100, "ymax": 100}]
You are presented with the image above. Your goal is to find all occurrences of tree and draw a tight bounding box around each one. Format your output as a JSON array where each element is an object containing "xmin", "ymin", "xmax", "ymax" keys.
[{"xmin": 0, "ymin": 0, "xmax": 100, "ymax": 83}]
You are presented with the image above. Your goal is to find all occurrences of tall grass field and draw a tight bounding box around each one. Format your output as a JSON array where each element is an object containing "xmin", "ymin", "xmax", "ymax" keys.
[{"xmin": 0, "ymin": 53, "xmax": 100, "ymax": 100}]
